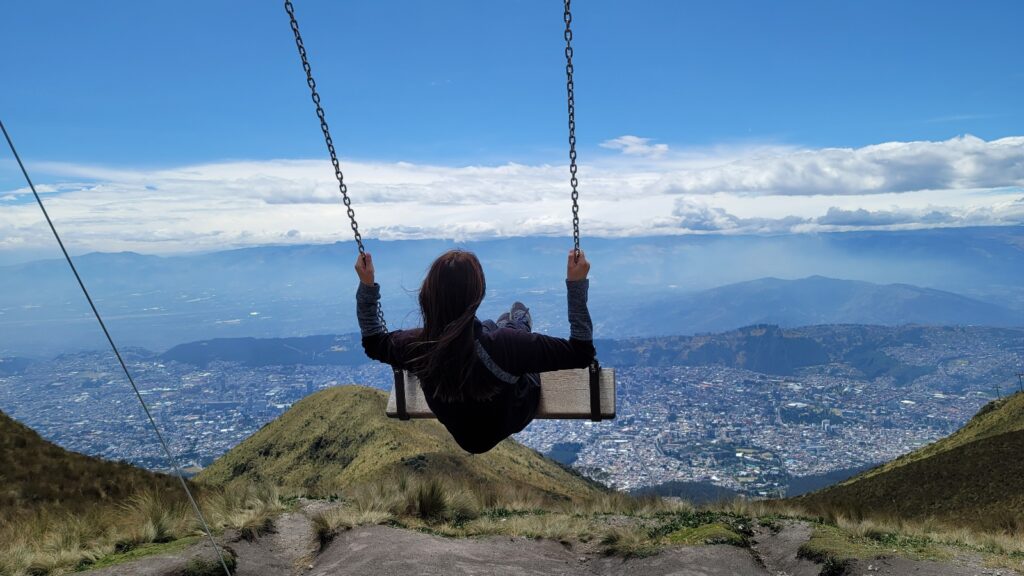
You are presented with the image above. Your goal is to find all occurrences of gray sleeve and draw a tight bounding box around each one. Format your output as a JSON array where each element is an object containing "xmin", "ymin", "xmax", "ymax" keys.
[
  {"xmin": 566, "ymin": 278, "xmax": 593, "ymax": 341},
  {"xmin": 356, "ymin": 282, "xmax": 385, "ymax": 337}
]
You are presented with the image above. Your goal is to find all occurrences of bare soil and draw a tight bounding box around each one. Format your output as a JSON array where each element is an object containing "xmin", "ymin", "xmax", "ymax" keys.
[
  {"xmin": 750, "ymin": 521, "xmax": 821, "ymax": 576},
  {"xmin": 83, "ymin": 514, "xmax": 1013, "ymax": 576},
  {"xmin": 844, "ymin": 556, "xmax": 1012, "ymax": 576},
  {"xmin": 312, "ymin": 524, "xmax": 766, "ymax": 576},
  {"xmin": 229, "ymin": 510, "xmax": 318, "ymax": 575}
]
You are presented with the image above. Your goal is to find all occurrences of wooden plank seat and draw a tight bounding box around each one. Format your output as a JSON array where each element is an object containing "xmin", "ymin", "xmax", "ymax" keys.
[{"xmin": 386, "ymin": 364, "xmax": 616, "ymax": 421}]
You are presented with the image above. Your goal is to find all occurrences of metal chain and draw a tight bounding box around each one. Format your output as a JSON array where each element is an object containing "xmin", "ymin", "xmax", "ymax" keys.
[
  {"xmin": 284, "ymin": 0, "xmax": 386, "ymax": 331},
  {"xmin": 563, "ymin": 0, "xmax": 581, "ymax": 261}
]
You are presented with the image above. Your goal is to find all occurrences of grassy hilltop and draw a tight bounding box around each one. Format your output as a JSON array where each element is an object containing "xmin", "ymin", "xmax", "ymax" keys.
[
  {"xmin": 197, "ymin": 385, "xmax": 601, "ymax": 502},
  {"xmin": 792, "ymin": 391, "xmax": 1024, "ymax": 532}
]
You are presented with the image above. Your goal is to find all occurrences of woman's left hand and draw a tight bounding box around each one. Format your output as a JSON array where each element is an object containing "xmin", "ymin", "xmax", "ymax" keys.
[
  {"xmin": 355, "ymin": 253, "xmax": 376, "ymax": 285},
  {"xmin": 567, "ymin": 249, "xmax": 590, "ymax": 281}
]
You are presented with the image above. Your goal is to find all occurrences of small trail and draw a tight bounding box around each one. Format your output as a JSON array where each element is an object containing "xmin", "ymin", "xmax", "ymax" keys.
[
  {"xmin": 750, "ymin": 521, "xmax": 821, "ymax": 576},
  {"xmin": 231, "ymin": 509, "xmax": 319, "ymax": 575},
  {"xmin": 309, "ymin": 524, "xmax": 768, "ymax": 576}
]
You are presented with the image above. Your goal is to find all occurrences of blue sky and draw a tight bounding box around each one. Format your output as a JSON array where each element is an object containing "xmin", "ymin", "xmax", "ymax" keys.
[
  {"xmin": 2, "ymin": 1, "xmax": 1023, "ymax": 258},
  {"xmin": 4, "ymin": 0, "xmax": 1023, "ymax": 164}
]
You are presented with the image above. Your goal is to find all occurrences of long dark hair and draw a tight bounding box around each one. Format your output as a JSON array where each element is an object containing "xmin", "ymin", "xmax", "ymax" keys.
[{"xmin": 411, "ymin": 249, "xmax": 492, "ymax": 402}]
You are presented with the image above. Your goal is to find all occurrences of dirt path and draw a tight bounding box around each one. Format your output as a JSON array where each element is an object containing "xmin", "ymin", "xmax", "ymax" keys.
[
  {"xmin": 750, "ymin": 521, "xmax": 821, "ymax": 576},
  {"xmin": 230, "ymin": 510, "xmax": 319, "ymax": 576},
  {"xmin": 310, "ymin": 525, "xmax": 768, "ymax": 576}
]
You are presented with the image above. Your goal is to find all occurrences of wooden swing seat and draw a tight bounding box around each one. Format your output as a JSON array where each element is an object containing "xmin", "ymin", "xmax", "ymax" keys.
[{"xmin": 386, "ymin": 364, "xmax": 616, "ymax": 421}]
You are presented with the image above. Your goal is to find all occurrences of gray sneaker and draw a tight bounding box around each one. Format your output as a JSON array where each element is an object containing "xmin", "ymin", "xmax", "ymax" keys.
[
  {"xmin": 510, "ymin": 302, "xmax": 532, "ymax": 331},
  {"xmin": 496, "ymin": 311, "xmax": 511, "ymax": 328}
]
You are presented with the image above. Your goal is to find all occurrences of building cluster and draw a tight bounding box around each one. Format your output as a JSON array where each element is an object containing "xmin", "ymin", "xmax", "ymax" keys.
[
  {"xmin": 0, "ymin": 355, "xmax": 390, "ymax": 470},
  {"xmin": 1, "ymin": 325, "xmax": 1019, "ymax": 495}
]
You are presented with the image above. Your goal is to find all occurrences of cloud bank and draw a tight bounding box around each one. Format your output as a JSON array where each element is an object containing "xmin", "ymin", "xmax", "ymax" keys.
[
  {"xmin": 2, "ymin": 135, "xmax": 1022, "ymax": 255},
  {"xmin": 653, "ymin": 135, "xmax": 1024, "ymax": 196}
]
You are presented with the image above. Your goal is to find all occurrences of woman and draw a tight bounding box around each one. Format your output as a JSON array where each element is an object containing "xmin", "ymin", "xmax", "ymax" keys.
[{"xmin": 355, "ymin": 248, "xmax": 595, "ymax": 454}]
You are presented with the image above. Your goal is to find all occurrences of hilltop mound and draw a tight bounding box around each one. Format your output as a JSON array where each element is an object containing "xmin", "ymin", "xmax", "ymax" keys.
[
  {"xmin": 196, "ymin": 385, "xmax": 602, "ymax": 500},
  {"xmin": 792, "ymin": 391, "xmax": 1024, "ymax": 530},
  {"xmin": 0, "ymin": 410, "xmax": 183, "ymax": 518}
]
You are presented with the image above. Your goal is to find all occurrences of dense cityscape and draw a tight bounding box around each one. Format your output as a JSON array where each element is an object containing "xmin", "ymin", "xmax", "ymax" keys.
[{"xmin": 0, "ymin": 325, "xmax": 1020, "ymax": 496}]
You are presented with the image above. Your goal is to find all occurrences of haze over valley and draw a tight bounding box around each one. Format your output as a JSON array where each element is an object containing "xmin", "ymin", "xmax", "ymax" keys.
[{"xmin": 2, "ymin": 227, "xmax": 1023, "ymax": 356}]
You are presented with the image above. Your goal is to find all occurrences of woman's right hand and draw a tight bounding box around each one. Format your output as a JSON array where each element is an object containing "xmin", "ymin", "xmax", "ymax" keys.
[
  {"xmin": 567, "ymin": 249, "xmax": 590, "ymax": 281},
  {"xmin": 355, "ymin": 253, "xmax": 376, "ymax": 286}
]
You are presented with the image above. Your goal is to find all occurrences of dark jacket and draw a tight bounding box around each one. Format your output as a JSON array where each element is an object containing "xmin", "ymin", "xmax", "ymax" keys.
[{"xmin": 357, "ymin": 279, "xmax": 595, "ymax": 453}]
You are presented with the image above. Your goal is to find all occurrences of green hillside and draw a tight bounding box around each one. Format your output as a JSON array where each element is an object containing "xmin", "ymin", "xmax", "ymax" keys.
[
  {"xmin": 0, "ymin": 411, "xmax": 274, "ymax": 575},
  {"xmin": 196, "ymin": 385, "xmax": 602, "ymax": 501},
  {"xmin": 0, "ymin": 410, "xmax": 184, "ymax": 519},
  {"xmin": 792, "ymin": 392, "xmax": 1024, "ymax": 531}
]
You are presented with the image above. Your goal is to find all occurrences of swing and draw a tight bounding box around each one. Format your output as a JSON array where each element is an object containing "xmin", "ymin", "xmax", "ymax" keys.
[
  {"xmin": 387, "ymin": 365, "xmax": 615, "ymax": 421},
  {"xmin": 285, "ymin": 0, "xmax": 616, "ymax": 422}
]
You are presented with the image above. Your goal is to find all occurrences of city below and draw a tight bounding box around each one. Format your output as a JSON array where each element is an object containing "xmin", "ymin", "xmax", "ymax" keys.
[{"xmin": 1, "ymin": 324, "xmax": 1021, "ymax": 498}]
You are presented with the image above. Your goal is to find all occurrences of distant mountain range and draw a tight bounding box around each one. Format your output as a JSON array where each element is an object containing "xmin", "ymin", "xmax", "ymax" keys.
[
  {"xmin": 159, "ymin": 324, "xmax": 1024, "ymax": 387},
  {"xmin": 609, "ymin": 275, "xmax": 1024, "ymax": 337},
  {"xmin": 2, "ymin": 227, "xmax": 1022, "ymax": 355},
  {"xmin": 157, "ymin": 324, "xmax": 852, "ymax": 377},
  {"xmin": 791, "ymin": 391, "xmax": 1024, "ymax": 531}
]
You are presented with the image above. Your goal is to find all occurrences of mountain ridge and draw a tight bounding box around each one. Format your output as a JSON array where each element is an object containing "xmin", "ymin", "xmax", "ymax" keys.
[
  {"xmin": 613, "ymin": 275, "xmax": 1024, "ymax": 337},
  {"xmin": 158, "ymin": 324, "xmax": 1024, "ymax": 388}
]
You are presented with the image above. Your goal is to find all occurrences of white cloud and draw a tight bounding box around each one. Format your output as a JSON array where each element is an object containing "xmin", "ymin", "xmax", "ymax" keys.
[
  {"xmin": 664, "ymin": 197, "xmax": 1024, "ymax": 234},
  {"xmin": 2, "ymin": 183, "xmax": 64, "ymax": 197},
  {"xmin": 653, "ymin": 135, "xmax": 1024, "ymax": 196},
  {"xmin": 670, "ymin": 199, "xmax": 810, "ymax": 234},
  {"xmin": 2, "ymin": 135, "xmax": 1023, "ymax": 255},
  {"xmin": 816, "ymin": 207, "xmax": 954, "ymax": 227},
  {"xmin": 672, "ymin": 199, "xmax": 741, "ymax": 231},
  {"xmin": 600, "ymin": 135, "xmax": 669, "ymax": 158}
]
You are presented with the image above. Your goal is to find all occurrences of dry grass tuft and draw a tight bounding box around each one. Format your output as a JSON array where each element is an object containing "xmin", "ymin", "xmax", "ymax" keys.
[
  {"xmin": 121, "ymin": 492, "xmax": 195, "ymax": 545},
  {"xmin": 456, "ymin": 512, "xmax": 597, "ymax": 542},
  {"xmin": 569, "ymin": 492, "xmax": 688, "ymax": 516},
  {"xmin": 201, "ymin": 482, "xmax": 285, "ymax": 541},
  {"xmin": 600, "ymin": 526, "xmax": 659, "ymax": 558},
  {"xmin": 0, "ymin": 483, "xmax": 282, "ymax": 576}
]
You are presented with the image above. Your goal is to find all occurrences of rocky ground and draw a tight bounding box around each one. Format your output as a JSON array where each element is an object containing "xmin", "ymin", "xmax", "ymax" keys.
[{"xmin": 84, "ymin": 504, "xmax": 1015, "ymax": 576}]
